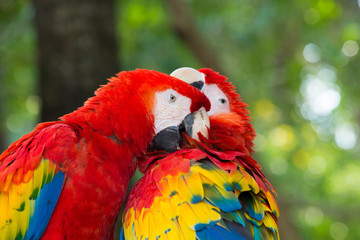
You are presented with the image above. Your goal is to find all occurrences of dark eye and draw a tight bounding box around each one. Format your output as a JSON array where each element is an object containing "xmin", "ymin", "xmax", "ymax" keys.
[
  {"xmin": 169, "ymin": 94, "xmax": 177, "ymax": 103},
  {"xmin": 219, "ymin": 98, "xmax": 226, "ymax": 104}
]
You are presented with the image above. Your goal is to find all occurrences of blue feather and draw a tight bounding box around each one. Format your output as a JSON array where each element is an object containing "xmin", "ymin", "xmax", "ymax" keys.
[
  {"xmin": 243, "ymin": 193, "xmax": 264, "ymax": 222},
  {"xmin": 196, "ymin": 220, "xmax": 253, "ymax": 240},
  {"xmin": 203, "ymin": 184, "xmax": 241, "ymax": 213},
  {"xmin": 120, "ymin": 227, "xmax": 125, "ymax": 240},
  {"xmin": 24, "ymin": 171, "xmax": 65, "ymax": 240}
]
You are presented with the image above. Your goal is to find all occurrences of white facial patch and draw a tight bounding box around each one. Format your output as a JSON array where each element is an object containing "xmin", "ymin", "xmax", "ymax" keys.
[
  {"xmin": 202, "ymin": 83, "xmax": 230, "ymax": 116},
  {"xmin": 153, "ymin": 89, "xmax": 192, "ymax": 134}
]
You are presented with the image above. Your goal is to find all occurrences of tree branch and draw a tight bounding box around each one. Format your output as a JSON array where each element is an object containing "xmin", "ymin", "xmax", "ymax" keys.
[{"xmin": 166, "ymin": 0, "xmax": 226, "ymax": 74}]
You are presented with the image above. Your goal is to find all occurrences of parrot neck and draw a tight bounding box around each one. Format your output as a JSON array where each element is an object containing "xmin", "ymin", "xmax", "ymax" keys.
[
  {"xmin": 60, "ymin": 93, "xmax": 154, "ymax": 159},
  {"xmin": 209, "ymin": 112, "xmax": 255, "ymax": 155}
]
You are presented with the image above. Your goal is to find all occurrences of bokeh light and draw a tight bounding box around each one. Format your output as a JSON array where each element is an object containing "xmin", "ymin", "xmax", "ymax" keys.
[
  {"xmin": 334, "ymin": 123, "xmax": 358, "ymax": 149},
  {"xmin": 304, "ymin": 8, "xmax": 320, "ymax": 25},
  {"xmin": 303, "ymin": 43, "xmax": 321, "ymax": 63},
  {"xmin": 300, "ymin": 72, "xmax": 341, "ymax": 120},
  {"xmin": 329, "ymin": 222, "xmax": 349, "ymax": 240},
  {"xmin": 342, "ymin": 40, "xmax": 359, "ymax": 57},
  {"xmin": 268, "ymin": 124, "xmax": 297, "ymax": 151},
  {"xmin": 304, "ymin": 206, "xmax": 324, "ymax": 226}
]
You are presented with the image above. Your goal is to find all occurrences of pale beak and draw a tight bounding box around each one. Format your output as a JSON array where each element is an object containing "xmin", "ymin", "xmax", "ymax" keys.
[
  {"xmin": 181, "ymin": 107, "xmax": 210, "ymax": 141},
  {"xmin": 170, "ymin": 67, "xmax": 205, "ymax": 90}
]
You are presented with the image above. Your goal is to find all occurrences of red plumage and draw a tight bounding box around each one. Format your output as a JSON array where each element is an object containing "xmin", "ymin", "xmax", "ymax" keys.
[
  {"xmin": 0, "ymin": 69, "xmax": 209, "ymax": 239},
  {"xmin": 198, "ymin": 68, "xmax": 256, "ymax": 155}
]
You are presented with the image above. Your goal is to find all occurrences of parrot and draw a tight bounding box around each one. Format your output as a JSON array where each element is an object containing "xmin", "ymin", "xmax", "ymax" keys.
[
  {"xmin": 0, "ymin": 69, "xmax": 211, "ymax": 240},
  {"xmin": 121, "ymin": 68, "xmax": 279, "ymax": 240}
]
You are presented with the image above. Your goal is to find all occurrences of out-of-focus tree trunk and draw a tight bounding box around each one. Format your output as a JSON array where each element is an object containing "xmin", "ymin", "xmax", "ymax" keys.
[
  {"xmin": 32, "ymin": 0, "xmax": 120, "ymax": 122},
  {"xmin": 31, "ymin": 0, "xmax": 120, "ymax": 237}
]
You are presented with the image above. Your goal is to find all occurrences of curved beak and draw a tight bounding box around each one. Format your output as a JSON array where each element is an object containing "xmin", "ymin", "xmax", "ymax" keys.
[
  {"xmin": 180, "ymin": 107, "xmax": 209, "ymax": 141},
  {"xmin": 151, "ymin": 107, "xmax": 210, "ymax": 152},
  {"xmin": 170, "ymin": 67, "xmax": 205, "ymax": 91}
]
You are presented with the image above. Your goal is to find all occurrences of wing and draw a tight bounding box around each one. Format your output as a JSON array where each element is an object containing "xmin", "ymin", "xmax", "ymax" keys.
[
  {"xmin": 122, "ymin": 148, "xmax": 279, "ymax": 240},
  {"xmin": 0, "ymin": 122, "xmax": 77, "ymax": 239}
]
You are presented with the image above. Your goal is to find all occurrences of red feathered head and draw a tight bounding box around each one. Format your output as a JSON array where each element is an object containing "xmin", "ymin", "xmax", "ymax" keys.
[
  {"xmin": 171, "ymin": 67, "xmax": 255, "ymax": 155},
  {"xmin": 62, "ymin": 69, "xmax": 210, "ymax": 158}
]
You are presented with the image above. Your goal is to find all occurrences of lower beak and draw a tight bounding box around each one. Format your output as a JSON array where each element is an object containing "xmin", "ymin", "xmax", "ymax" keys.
[
  {"xmin": 151, "ymin": 126, "xmax": 182, "ymax": 153},
  {"xmin": 151, "ymin": 107, "xmax": 210, "ymax": 153}
]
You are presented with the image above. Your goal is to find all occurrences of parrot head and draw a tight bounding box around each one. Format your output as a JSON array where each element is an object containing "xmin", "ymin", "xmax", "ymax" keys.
[
  {"xmin": 171, "ymin": 67, "xmax": 255, "ymax": 155},
  {"xmin": 62, "ymin": 69, "xmax": 210, "ymax": 155}
]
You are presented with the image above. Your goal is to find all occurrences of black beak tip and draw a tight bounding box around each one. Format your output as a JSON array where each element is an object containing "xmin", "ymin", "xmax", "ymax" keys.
[
  {"xmin": 190, "ymin": 81, "xmax": 204, "ymax": 90},
  {"xmin": 152, "ymin": 126, "xmax": 182, "ymax": 153}
]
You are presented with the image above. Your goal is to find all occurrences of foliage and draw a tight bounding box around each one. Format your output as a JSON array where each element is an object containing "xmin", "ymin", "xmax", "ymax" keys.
[
  {"xmin": 1, "ymin": 0, "xmax": 360, "ymax": 239},
  {"xmin": 0, "ymin": 0, "xmax": 38, "ymax": 146}
]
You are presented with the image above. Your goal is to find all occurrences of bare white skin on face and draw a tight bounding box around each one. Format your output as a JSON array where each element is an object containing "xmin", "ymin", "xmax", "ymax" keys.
[
  {"xmin": 202, "ymin": 83, "xmax": 230, "ymax": 116},
  {"xmin": 153, "ymin": 89, "xmax": 192, "ymax": 134}
]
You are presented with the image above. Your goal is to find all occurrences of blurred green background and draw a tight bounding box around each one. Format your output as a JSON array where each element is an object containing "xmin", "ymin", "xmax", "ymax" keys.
[{"xmin": 1, "ymin": 0, "xmax": 359, "ymax": 239}]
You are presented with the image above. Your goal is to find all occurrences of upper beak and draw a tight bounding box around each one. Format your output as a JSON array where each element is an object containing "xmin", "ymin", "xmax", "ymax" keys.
[
  {"xmin": 180, "ymin": 107, "xmax": 209, "ymax": 141},
  {"xmin": 151, "ymin": 107, "xmax": 210, "ymax": 152}
]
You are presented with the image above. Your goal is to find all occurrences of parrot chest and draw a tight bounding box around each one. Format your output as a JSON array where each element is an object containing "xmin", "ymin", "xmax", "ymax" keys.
[{"xmin": 42, "ymin": 135, "xmax": 138, "ymax": 239}]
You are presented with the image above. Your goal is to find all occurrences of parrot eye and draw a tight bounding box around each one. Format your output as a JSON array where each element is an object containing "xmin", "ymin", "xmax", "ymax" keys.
[
  {"xmin": 168, "ymin": 94, "xmax": 177, "ymax": 103},
  {"xmin": 219, "ymin": 98, "xmax": 227, "ymax": 104}
]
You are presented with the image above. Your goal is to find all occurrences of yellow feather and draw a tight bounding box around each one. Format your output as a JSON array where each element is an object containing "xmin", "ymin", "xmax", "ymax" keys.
[
  {"xmin": 167, "ymin": 175, "xmax": 179, "ymax": 194},
  {"xmin": 147, "ymin": 210, "xmax": 157, "ymax": 240},
  {"xmin": 0, "ymin": 192, "xmax": 9, "ymax": 238},
  {"xmin": 265, "ymin": 191, "xmax": 279, "ymax": 217},
  {"xmin": 46, "ymin": 161, "xmax": 56, "ymax": 184},
  {"xmin": 240, "ymin": 169, "xmax": 260, "ymax": 194},
  {"xmin": 190, "ymin": 201, "xmax": 221, "ymax": 226},
  {"xmin": 176, "ymin": 216, "xmax": 196, "ymax": 240},
  {"xmin": 245, "ymin": 212, "xmax": 261, "ymax": 226},
  {"xmin": 8, "ymin": 183, "xmax": 20, "ymax": 211},
  {"xmin": 263, "ymin": 212, "xmax": 277, "ymax": 231},
  {"xmin": 229, "ymin": 169, "xmax": 251, "ymax": 192},
  {"xmin": 163, "ymin": 218, "xmax": 182, "ymax": 240},
  {"xmin": 0, "ymin": 159, "xmax": 56, "ymax": 239},
  {"xmin": 177, "ymin": 202, "xmax": 198, "ymax": 229},
  {"xmin": 151, "ymin": 206, "xmax": 173, "ymax": 239},
  {"xmin": 141, "ymin": 208, "xmax": 152, "ymax": 239},
  {"xmin": 42, "ymin": 159, "xmax": 49, "ymax": 186},
  {"xmin": 19, "ymin": 201, "xmax": 30, "ymax": 239},
  {"xmin": 123, "ymin": 208, "xmax": 135, "ymax": 240},
  {"xmin": 177, "ymin": 176, "xmax": 197, "ymax": 203},
  {"xmin": 135, "ymin": 207, "xmax": 146, "ymax": 239},
  {"xmin": 33, "ymin": 160, "xmax": 45, "ymax": 195},
  {"xmin": 194, "ymin": 165, "xmax": 230, "ymax": 191},
  {"xmin": 156, "ymin": 177, "xmax": 172, "ymax": 197},
  {"xmin": 13, "ymin": 181, "xmax": 28, "ymax": 196},
  {"xmin": 158, "ymin": 197, "xmax": 178, "ymax": 222},
  {"xmin": 183, "ymin": 171, "xmax": 204, "ymax": 202}
]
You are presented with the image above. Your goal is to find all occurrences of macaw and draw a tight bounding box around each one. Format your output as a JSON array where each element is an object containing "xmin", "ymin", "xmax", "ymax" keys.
[
  {"xmin": 122, "ymin": 68, "xmax": 279, "ymax": 240},
  {"xmin": 0, "ymin": 69, "xmax": 210, "ymax": 240}
]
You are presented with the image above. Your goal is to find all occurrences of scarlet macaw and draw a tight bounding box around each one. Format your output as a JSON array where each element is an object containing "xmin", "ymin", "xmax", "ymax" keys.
[
  {"xmin": 122, "ymin": 68, "xmax": 279, "ymax": 240},
  {"xmin": 0, "ymin": 69, "xmax": 210, "ymax": 239}
]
